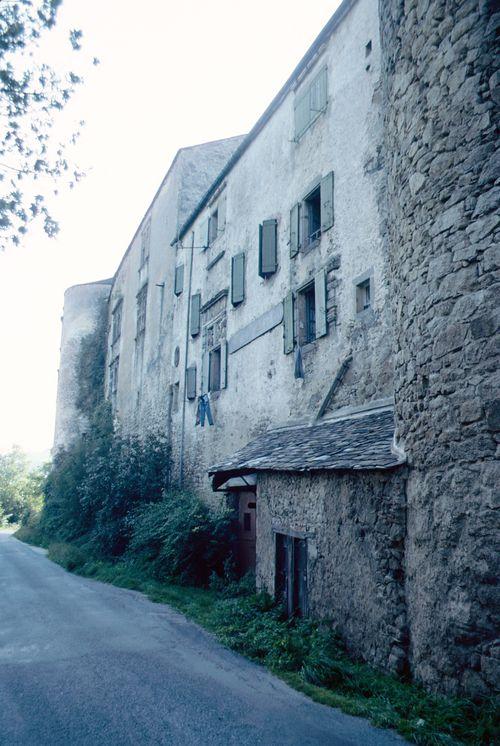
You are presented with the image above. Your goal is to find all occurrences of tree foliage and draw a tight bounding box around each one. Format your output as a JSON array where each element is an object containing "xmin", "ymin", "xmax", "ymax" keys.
[
  {"xmin": 0, "ymin": 0, "xmax": 92, "ymax": 249},
  {"xmin": 0, "ymin": 446, "xmax": 47, "ymax": 524}
]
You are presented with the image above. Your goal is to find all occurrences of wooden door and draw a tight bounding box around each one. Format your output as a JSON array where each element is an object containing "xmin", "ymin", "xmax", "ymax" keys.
[
  {"xmin": 237, "ymin": 492, "xmax": 256, "ymax": 574},
  {"xmin": 275, "ymin": 533, "xmax": 307, "ymax": 617}
]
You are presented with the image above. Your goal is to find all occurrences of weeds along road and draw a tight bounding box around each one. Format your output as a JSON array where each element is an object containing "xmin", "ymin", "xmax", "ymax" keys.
[{"xmin": 0, "ymin": 532, "xmax": 405, "ymax": 746}]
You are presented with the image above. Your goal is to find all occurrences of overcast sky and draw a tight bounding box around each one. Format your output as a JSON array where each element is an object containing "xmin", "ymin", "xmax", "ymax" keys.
[{"xmin": 0, "ymin": 0, "xmax": 340, "ymax": 456}]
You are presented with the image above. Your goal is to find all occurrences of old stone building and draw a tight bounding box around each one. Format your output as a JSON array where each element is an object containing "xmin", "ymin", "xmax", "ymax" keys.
[{"xmin": 53, "ymin": 0, "xmax": 499, "ymax": 697}]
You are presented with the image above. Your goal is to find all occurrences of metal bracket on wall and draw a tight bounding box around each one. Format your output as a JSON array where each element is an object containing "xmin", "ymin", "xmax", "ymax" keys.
[{"xmin": 315, "ymin": 353, "xmax": 353, "ymax": 420}]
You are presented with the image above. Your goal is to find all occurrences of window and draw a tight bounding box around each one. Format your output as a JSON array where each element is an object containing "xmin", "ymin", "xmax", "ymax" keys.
[
  {"xmin": 140, "ymin": 217, "xmax": 151, "ymax": 267},
  {"xmin": 109, "ymin": 356, "xmax": 119, "ymax": 400},
  {"xmin": 298, "ymin": 283, "xmax": 316, "ymax": 345},
  {"xmin": 190, "ymin": 293, "xmax": 201, "ymax": 336},
  {"xmin": 356, "ymin": 278, "xmax": 372, "ymax": 313},
  {"xmin": 284, "ymin": 269, "xmax": 327, "ymax": 354},
  {"xmin": 209, "ymin": 347, "xmax": 221, "ymax": 392},
  {"xmin": 174, "ymin": 264, "xmax": 184, "ymax": 295},
  {"xmin": 186, "ymin": 365, "xmax": 197, "ymax": 400},
  {"xmin": 208, "ymin": 209, "xmax": 218, "ymax": 245},
  {"xmin": 136, "ymin": 284, "xmax": 148, "ymax": 335},
  {"xmin": 111, "ymin": 300, "xmax": 122, "ymax": 345},
  {"xmin": 259, "ymin": 219, "xmax": 278, "ymax": 278},
  {"xmin": 302, "ymin": 185, "xmax": 321, "ymax": 249},
  {"xmin": 290, "ymin": 172, "xmax": 334, "ymax": 257},
  {"xmin": 231, "ymin": 253, "xmax": 245, "ymax": 305},
  {"xmin": 294, "ymin": 66, "xmax": 328, "ymax": 140}
]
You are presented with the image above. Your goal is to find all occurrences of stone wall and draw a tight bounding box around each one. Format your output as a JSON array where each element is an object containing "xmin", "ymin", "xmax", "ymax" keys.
[
  {"xmin": 53, "ymin": 280, "xmax": 112, "ymax": 452},
  {"xmin": 380, "ymin": 0, "xmax": 499, "ymax": 696},
  {"xmin": 256, "ymin": 470, "xmax": 409, "ymax": 674}
]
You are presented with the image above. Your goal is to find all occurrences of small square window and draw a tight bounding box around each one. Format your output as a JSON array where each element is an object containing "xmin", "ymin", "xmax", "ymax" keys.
[
  {"xmin": 298, "ymin": 283, "xmax": 316, "ymax": 345},
  {"xmin": 209, "ymin": 347, "xmax": 221, "ymax": 392},
  {"xmin": 356, "ymin": 278, "xmax": 371, "ymax": 313},
  {"xmin": 302, "ymin": 186, "xmax": 321, "ymax": 250}
]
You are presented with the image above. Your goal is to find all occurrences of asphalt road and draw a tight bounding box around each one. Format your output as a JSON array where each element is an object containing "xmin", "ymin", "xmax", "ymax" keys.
[{"xmin": 0, "ymin": 532, "xmax": 405, "ymax": 746}]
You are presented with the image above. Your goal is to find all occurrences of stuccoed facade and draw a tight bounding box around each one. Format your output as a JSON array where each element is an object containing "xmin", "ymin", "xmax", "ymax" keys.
[
  {"xmin": 170, "ymin": 0, "xmax": 392, "ymax": 498},
  {"xmin": 53, "ymin": 0, "xmax": 499, "ymax": 697}
]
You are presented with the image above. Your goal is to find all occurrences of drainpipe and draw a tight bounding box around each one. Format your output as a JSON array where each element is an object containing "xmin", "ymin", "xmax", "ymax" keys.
[{"xmin": 179, "ymin": 230, "xmax": 195, "ymax": 487}]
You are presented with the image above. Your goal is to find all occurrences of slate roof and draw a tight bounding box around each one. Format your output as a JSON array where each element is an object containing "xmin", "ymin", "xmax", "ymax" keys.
[{"xmin": 209, "ymin": 408, "xmax": 405, "ymax": 489}]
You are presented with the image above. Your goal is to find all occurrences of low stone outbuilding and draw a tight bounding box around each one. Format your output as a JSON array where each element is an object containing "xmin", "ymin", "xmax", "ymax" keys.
[{"xmin": 210, "ymin": 405, "xmax": 409, "ymax": 675}]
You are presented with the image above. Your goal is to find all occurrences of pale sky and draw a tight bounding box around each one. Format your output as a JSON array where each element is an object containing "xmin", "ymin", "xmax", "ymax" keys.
[{"xmin": 0, "ymin": 0, "xmax": 341, "ymax": 455}]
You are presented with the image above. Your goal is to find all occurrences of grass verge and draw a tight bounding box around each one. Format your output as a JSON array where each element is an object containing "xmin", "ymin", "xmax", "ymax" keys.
[{"xmin": 19, "ymin": 536, "xmax": 499, "ymax": 745}]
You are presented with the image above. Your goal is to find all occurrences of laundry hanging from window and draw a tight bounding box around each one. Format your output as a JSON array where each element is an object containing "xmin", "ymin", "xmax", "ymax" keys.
[{"xmin": 196, "ymin": 394, "xmax": 214, "ymax": 427}]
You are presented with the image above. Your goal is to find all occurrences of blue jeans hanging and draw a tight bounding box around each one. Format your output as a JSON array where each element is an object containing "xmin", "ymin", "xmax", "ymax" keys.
[{"xmin": 196, "ymin": 394, "xmax": 214, "ymax": 427}]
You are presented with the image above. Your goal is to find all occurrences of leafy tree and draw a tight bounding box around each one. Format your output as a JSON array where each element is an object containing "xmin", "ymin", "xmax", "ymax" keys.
[
  {"xmin": 0, "ymin": 446, "xmax": 47, "ymax": 523},
  {"xmin": 0, "ymin": 0, "xmax": 93, "ymax": 249}
]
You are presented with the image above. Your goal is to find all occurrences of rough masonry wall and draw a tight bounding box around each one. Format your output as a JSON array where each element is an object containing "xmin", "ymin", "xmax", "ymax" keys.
[
  {"xmin": 380, "ymin": 0, "xmax": 499, "ymax": 696},
  {"xmin": 53, "ymin": 281, "xmax": 112, "ymax": 452},
  {"xmin": 256, "ymin": 470, "xmax": 409, "ymax": 675}
]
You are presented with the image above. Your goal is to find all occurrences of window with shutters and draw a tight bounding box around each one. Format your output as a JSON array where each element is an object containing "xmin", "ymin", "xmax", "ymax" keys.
[
  {"xmin": 294, "ymin": 66, "xmax": 328, "ymax": 140},
  {"xmin": 290, "ymin": 172, "xmax": 334, "ymax": 257},
  {"xmin": 190, "ymin": 293, "xmax": 201, "ymax": 336},
  {"xmin": 111, "ymin": 300, "xmax": 122, "ymax": 346},
  {"xmin": 136, "ymin": 284, "xmax": 148, "ymax": 336},
  {"xmin": 174, "ymin": 264, "xmax": 184, "ymax": 295},
  {"xmin": 186, "ymin": 365, "xmax": 197, "ymax": 400},
  {"xmin": 259, "ymin": 219, "xmax": 278, "ymax": 278},
  {"xmin": 209, "ymin": 347, "xmax": 221, "ymax": 392},
  {"xmin": 295, "ymin": 270, "xmax": 327, "ymax": 348},
  {"xmin": 302, "ymin": 185, "xmax": 321, "ymax": 250},
  {"xmin": 298, "ymin": 283, "xmax": 316, "ymax": 345},
  {"xmin": 231, "ymin": 253, "xmax": 245, "ymax": 305},
  {"xmin": 140, "ymin": 217, "xmax": 151, "ymax": 268}
]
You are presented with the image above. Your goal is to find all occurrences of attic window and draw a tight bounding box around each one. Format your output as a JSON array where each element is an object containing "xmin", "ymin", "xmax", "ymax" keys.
[{"xmin": 294, "ymin": 66, "xmax": 328, "ymax": 140}]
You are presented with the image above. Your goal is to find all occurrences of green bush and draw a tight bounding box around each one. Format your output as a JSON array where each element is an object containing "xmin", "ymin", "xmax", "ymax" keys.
[
  {"xmin": 128, "ymin": 491, "xmax": 236, "ymax": 586},
  {"xmin": 48, "ymin": 542, "xmax": 87, "ymax": 571}
]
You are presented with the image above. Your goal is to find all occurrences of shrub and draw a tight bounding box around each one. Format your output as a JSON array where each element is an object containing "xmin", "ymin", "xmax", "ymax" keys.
[
  {"xmin": 128, "ymin": 491, "xmax": 236, "ymax": 586},
  {"xmin": 48, "ymin": 542, "xmax": 87, "ymax": 571}
]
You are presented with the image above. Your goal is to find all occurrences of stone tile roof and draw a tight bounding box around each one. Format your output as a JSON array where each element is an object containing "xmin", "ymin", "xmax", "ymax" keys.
[{"xmin": 209, "ymin": 408, "xmax": 405, "ymax": 488}]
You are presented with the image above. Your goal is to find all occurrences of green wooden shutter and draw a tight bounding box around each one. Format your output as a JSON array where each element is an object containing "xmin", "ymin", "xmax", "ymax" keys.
[
  {"xmin": 186, "ymin": 365, "xmax": 197, "ymax": 400},
  {"xmin": 300, "ymin": 201, "xmax": 309, "ymax": 249},
  {"xmin": 231, "ymin": 252, "xmax": 245, "ymax": 305},
  {"xmin": 201, "ymin": 352, "xmax": 209, "ymax": 394},
  {"xmin": 315, "ymin": 269, "xmax": 327, "ymax": 338},
  {"xmin": 190, "ymin": 293, "xmax": 201, "ymax": 336},
  {"xmin": 259, "ymin": 219, "xmax": 277, "ymax": 277},
  {"xmin": 199, "ymin": 218, "xmax": 209, "ymax": 249},
  {"xmin": 320, "ymin": 171, "xmax": 334, "ymax": 233},
  {"xmin": 220, "ymin": 342, "xmax": 227, "ymax": 389},
  {"xmin": 294, "ymin": 89, "xmax": 310, "ymax": 139},
  {"xmin": 218, "ymin": 193, "xmax": 226, "ymax": 233},
  {"xmin": 283, "ymin": 291, "xmax": 294, "ymax": 354},
  {"xmin": 290, "ymin": 204, "xmax": 300, "ymax": 257},
  {"xmin": 174, "ymin": 265, "xmax": 184, "ymax": 295}
]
